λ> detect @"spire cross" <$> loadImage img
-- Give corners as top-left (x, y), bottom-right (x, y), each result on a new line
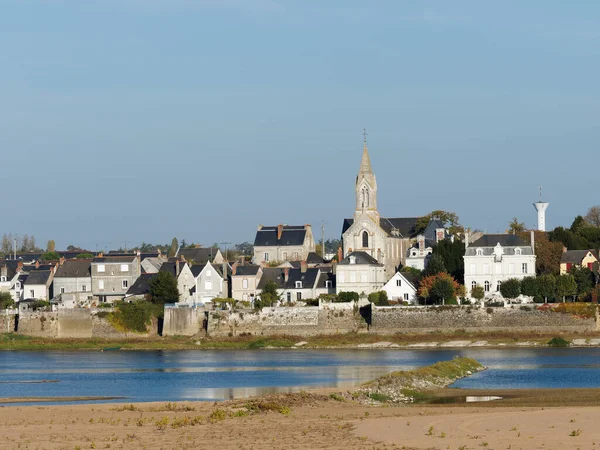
top-left (363, 128), bottom-right (368, 145)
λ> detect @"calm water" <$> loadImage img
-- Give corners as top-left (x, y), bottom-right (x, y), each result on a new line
top-left (1, 348), bottom-right (600, 404)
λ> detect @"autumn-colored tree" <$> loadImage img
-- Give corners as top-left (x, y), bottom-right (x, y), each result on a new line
top-left (471, 284), bottom-right (485, 302)
top-left (507, 218), bottom-right (526, 235)
top-left (418, 272), bottom-right (463, 305)
top-left (532, 231), bottom-right (563, 275)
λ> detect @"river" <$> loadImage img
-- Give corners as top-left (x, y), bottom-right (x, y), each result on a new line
top-left (1, 348), bottom-right (599, 404)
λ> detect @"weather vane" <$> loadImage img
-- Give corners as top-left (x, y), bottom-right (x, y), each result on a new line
top-left (539, 185), bottom-right (543, 201)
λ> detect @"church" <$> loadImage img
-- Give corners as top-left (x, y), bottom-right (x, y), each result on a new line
top-left (341, 141), bottom-right (419, 278)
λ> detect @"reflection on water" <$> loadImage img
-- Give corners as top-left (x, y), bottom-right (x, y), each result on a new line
top-left (1, 348), bottom-right (600, 404)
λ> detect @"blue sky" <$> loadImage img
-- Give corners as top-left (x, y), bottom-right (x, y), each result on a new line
top-left (1, 1), bottom-right (599, 251)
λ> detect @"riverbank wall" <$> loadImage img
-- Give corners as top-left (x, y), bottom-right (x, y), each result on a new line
top-left (16, 309), bottom-right (156, 338)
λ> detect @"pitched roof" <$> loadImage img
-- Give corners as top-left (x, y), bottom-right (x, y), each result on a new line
top-left (126, 273), bottom-right (156, 296)
top-left (54, 260), bottom-right (92, 278)
top-left (254, 225), bottom-right (307, 247)
top-left (178, 248), bottom-right (220, 264)
top-left (159, 261), bottom-right (188, 278)
top-left (342, 217), bottom-right (419, 238)
top-left (1, 261), bottom-right (20, 279)
top-left (233, 265), bottom-right (261, 276)
top-left (561, 250), bottom-right (599, 264)
top-left (469, 234), bottom-right (528, 248)
top-left (24, 270), bottom-right (52, 285)
top-left (93, 256), bottom-right (137, 263)
top-left (338, 251), bottom-right (382, 266)
top-left (306, 252), bottom-right (325, 264)
top-left (257, 267), bottom-right (320, 290)
top-left (316, 271), bottom-right (336, 289)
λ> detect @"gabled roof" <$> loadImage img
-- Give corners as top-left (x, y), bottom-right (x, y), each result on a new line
top-left (93, 256), bottom-right (137, 263)
top-left (306, 252), bottom-right (326, 264)
top-left (316, 271), bottom-right (336, 289)
top-left (126, 273), bottom-right (156, 297)
top-left (342, 217), bottom-right (419, 238)
top-left (561, 250), bottom-right (599, 264)
top-left (338, 251), bottom-right (382, 266)
top-left (159, 261), bottom-right (189, 278)
top-left (108, 251), bottom-right (160, 259)
top-left (254, 225), bottom-right (307, 247)
top-left (257, 267), bottom-right (320, 290)
top-left (469, 234), bottom-right (528, 248)
top-left (178, 248), bottom-right (220, 264)
top-left (54, 260), bottom-right (92, 278)
top-left (233, 265), bottom-right (261, 276)
top-left (1, 261), bottom-right (20, 279)
top-left (24, 270), bottom-right (52, 285)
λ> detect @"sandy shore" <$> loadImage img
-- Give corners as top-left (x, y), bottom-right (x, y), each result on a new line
top-left (1, 389), bottom-right (600, 449)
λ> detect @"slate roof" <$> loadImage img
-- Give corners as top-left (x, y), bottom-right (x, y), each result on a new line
top-left (190, 264), bottom-right (206, 278)
top-left (257, 267), bottom-right (320, 290)
top-left (338, 251), bottom-right (382, 266)
top-left (159, 261), bottom-right (188, 278)
top-left (178, 248), bottom-right (219, 264)
top-left (233, 265), bottom-right (261, 276)
top-left (1, 261), bottom-right (20, 279)
top-left (24, 270), bottom-right (52, 285)
top-left (108, 251), bottom-right (160, 259)
top-left (254, 225), bottom-right (307, 247)
top-left (306, 252), bottom-right (326, 264)
top-left (126, 274), bottom-right (156, 297)
top-left (342, 217), bottom-right (419, 238)
top-left (93, 256), bottom-right (137, 263)
top-left (316, 271), bottom-right (336, 289)
top-left (561, 250), bottom-right (599, 264)
top-left (54, 260), bottom-right (92, 278)
top-left (469, 234), bottom-right (528, 248)
top-left (399, 272), bottom-right (419, 289)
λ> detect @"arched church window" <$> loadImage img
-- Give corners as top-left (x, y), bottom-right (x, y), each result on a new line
top-left (362, 231), bottom-right (369, 248)
top-left (361, 186), bottom-right (369, 208)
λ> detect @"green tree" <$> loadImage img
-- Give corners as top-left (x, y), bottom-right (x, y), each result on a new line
top-left (430, 277), bottom-right (456, 305)
top-left (235, 242), bottom-right (253, 256)
top-left (520, 276), bottom-right (539, 298)
top-left (255, 281), bottom-right (280, 309)
top-left (368, 290), bottom-right (389, 306)
top-left (75, 252), bottom-right (94, 259)
top-left (0, 292), bottom-right (14, 309)
top-left (507, 217), bottom-right (526, 235)
top-left (471, 284), bottom-right (485, 302)
top-left (46, 240), bottom-right (56, 252)
top-left (415, 210), bottom-right (463, 236)
top-left (434, 239), bottom-right (465, 283)
top-left (40, 251), bottom-right (60, 261)
top-left (556, 274), bottom-right (577, 302)
top-left (500, 278), bottom-right (521, 303)
top-left (148, 271), bottom-right (180, 305)
top-left (571, 215), bottom-right (587, 234)
top-left (537, 274), bottom-right (556, 303)
top-left (569, 266), bottom-right (595, 299)
top-left (423, 253), bottom-right (447, 277)
top-left (324, 238), bottom-right (342, 254)
top-left (167, 237), bottom-right (179, 258)
top-left (400, 265), bottom-right (422, 277)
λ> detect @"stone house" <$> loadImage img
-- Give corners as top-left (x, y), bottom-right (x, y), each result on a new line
top-left (382, 272), bottom-right (418, 304)
top-left (231, 265), bottom-right (263, 302)
top-left (53, 260), bottom-right (93, 304)
top-left (256, 264), bottom-right (321, 303)
top-left (335, 251), bottom-right (385, 296)
top-left (341, 144), bottom-right (418, 279)
top-left (464, 233), bottom-right (536, 298)
top-left (190, 263), bottom-right (231, 305)
top-left (253, 224), bottom-right (315, 265)
top-left (91, 255), bottom-right (141, 303)
top-left (159, 260), bottom-right (195, 303)
top-left (23, 269), bottom-right (54, 300)
top-left (560, 250), bottom-right (599, 274)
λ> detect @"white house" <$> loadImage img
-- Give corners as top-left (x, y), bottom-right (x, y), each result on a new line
top-left (405, 218), bottom-right (451, 270)
top-left (23, 270), bottom-right (54, 300)
top-left (190, 262), bottom-right (231, 305)
top-left (464, 233), bottom-right (536, 298)
top-left (335, 251), bottom-right (385, 296)
top-left (382, 272), bottom-right (418, 304)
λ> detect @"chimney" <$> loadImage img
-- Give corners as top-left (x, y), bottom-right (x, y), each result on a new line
top-left (35, 261), bottom-right (40, 269)
top-left (337, 246), bottom-right (343, 263)
top-left (60, 256), bottom-right (65, 265)
top-left (232, 262), bottom-right (238, 276)
top-left (257, 224), bottom-right (263, 231)
top-left (530, 230), bottom-right (535, 253)
top-left (17, 261), bottom-right (23, 272)
top-left (175, 259), bottom-right (180, 277)
top-left (277, 224), bottom-right (284, 240)
top-left (284, 267), bottom-right (289, 283)
top-left (136, 250), bottom-right (141, 275)
top-left (301, 261), bottom-right (307, 273)
top-left (418, 235), bottom-right (425, 251)
top-left (465, 230), bottom-right (470, 247)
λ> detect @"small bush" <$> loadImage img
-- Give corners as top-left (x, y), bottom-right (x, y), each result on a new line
top-left (368, 393), bottom-right (391, 402)
top-left (548, 337), bottom-right (570, 348)
top-left (108, 301), bottom-right (161, 333)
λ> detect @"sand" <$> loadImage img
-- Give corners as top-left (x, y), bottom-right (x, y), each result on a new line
top-left (1, 390), bottom-right (600, 449)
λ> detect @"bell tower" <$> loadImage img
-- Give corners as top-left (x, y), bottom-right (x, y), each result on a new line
top-left (354, 130), bottom-right (379, 224)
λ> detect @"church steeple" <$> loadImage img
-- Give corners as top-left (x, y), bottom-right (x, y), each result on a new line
top-left (354, 131), bottom-right (379, 223)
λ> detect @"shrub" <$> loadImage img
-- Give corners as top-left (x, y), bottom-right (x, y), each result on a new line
top-left (548, 337), bottom-right (570, 347)
top-left (336, 291), bottom-right (359, 303)
top-left (0, 292), bottom-right (14, 309)
top-left (108, 301), bottom-right (161, 333)
top-left (368, 291), bottom-right (389, 306)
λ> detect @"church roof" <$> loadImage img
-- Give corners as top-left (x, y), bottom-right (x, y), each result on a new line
top-left (358, 144), bottom-right (373, 174)
top-left (342, 217), bottom-right (419, 238)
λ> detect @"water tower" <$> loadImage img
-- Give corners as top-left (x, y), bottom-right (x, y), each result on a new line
top-left (533, 186), bottom-right (549, 231)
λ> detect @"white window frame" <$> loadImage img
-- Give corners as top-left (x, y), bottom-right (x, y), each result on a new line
top-left (325, 280), bottom-right (332, 288)
top-left (295, 281), bottom-right (302, 289)
top-left (522, 263), bottom-right (528, 274)
top-left (97, 264), bottom-right (105, 273)
top-left (484, 281), bottom-right (490, 292)
top-left (82, 285), bottom-right (87, 292)
top-left (99, 280), bottom-right (104, 290)
top-left (403, 293), bottom-right (409, 301)
top-left (264, 253), bottom-right (269, 262)
top-left (30, 289), bottom-right (35, 298)
top-left (120, 264), bottom-right (129, 272)
top-left (122, 279), bottom-right (128, 289)
top-left (296, 292), bottom-right (302, 301)
top-left (476, 249), bottom-right (483, 256)
top-left (396, 279), bottom-right (401, 287)
top-left (242, 278), bottom-right (248, 289)
top-left (0, 276), bottom-right (6, 282)
top-left (60, 287), bottom-right (65, 294)
top-left (205, 280), bottom-right (213, 290)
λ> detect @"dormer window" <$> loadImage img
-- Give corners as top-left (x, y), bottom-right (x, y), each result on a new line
top-left (476, 249), bottom-right (483, 256)
top-left (349, 255), bottom-right (356, 265)
top-left (295, 281), bottom-right (302, 289)
top-left (15, 282), bottom-right (20, 289)
top-left (0, 276), bottom-right (6, 282)
top-left (325, 280), bottom-right (332, 288)
top-left (515, 248), bottom-right (522, 255)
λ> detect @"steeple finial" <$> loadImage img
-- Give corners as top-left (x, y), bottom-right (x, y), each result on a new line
top-left (363, 128), bottom-right (368, 146)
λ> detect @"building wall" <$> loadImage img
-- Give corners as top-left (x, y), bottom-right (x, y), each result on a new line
top-left (91, 260), bottom-right (141, 301)
top-left (193, 265), bottom-right (226, 304)
top-left (53, 276), bottom-right (92, 297)
top-left (176, 265), bottom-right (196, 303)
top-left (336, 263), bottom-right (385, 296)
top-left (23, 283), bottom-right (50, 300)
top-left (231, 273), bottom-right (261, 301)
top-left (560, 253), bottom-right (598, 274)
top-left (382, 273), bottom-right (417, 303)
top-left (464, 253), bottom-right (536, 297)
